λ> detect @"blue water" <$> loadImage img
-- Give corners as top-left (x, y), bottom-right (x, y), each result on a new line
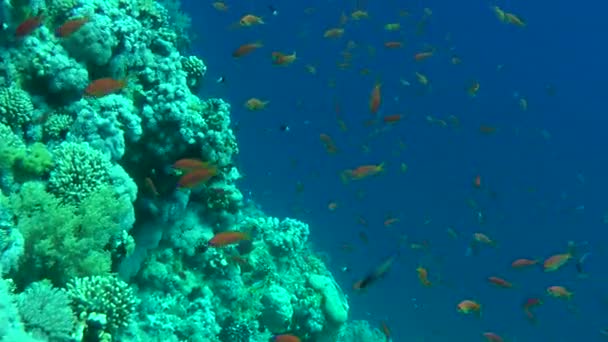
top-left (184, 0), bottom-right (608, 340)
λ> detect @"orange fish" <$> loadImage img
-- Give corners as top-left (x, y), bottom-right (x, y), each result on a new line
top-left (473, 232), bottom-right (495, 246)
top-left (511, 258), bottom-right (539, 269)
top-left (212, 1), bottom-right (229, 11)
top-left (341, 163), bottom-right (384, 182)
top-left (543, 253), bottom-right (572, 272)
top-left (232, 42), bottom-right (263, 57)
top-left (505, 12), bottom-right (526, 27)
top-left (468, 81), bottom-right (480, 97)
top-left (369, 83), bottom-right (381, 114)
top-left (177, 165), bottom-right (218, 188)
top-left (416, 266), bottom-right (432, 286)
top-left (15, 15), bottom-right (43, 37)
top-left (272, 334), bottom-right (300, 342)
top-left (244, 98), bottom-right (269, 111)
top-left (85, 78), bottom-right (126, 97)
top-left (239, 14), bottom-right (264, 26)
top-left (473, 175), bottom-right (482, 188)
top-left (482, 332), bottom-right (504, 342)
top-left (547, 285), bottom-right (573, 299)
top-left (173, 158), bottom-right (210, 172)
top-left (324, 28), bottom-right (345, 38)
top-left (56, 17), bottom-right (90, 37)
top-left (383, 217), bottom-right (399, 227)
top-left (380, 321), bottom-right (391, 340)
top-left (144, 177), bottom-right (159, 197)
top-left (384, 41), bottom-right (403, 49)
top-left (271, 51), bottom-right (297, 65)
top-left (457, 300), bottom-right (481, 315)
top-left (479, 125), bottom-right (497, 134)
top-left (208, 231), bottom-right (250, 247)
top-left (327, 201), bottom-right (338, 211)
top-left (522, 297), bottom-right (542, 323)
top-left (414, 51), bottom-right (433, 61)
top-left (319, 133), bottom-right (338, 154)
top-left (487, 276), bottom-right (513, 288)
top-left (383, 114), bottom-right (402, 124)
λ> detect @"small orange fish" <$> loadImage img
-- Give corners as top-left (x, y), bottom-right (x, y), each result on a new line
top-left (244, 98), bottom-right (269, 111)
top-left (482, 332), bottom-right (504, 342)
top-left (487, 276), bottom-right (513, 288)
top-left (384, 41), bottom-right (403, 49)
top-left (232, 42), bottom-right (263, 57)
top-left (178, 166), bottom-right (218, 188)
top-left (173, 158), bottom-right (209, 172)
top-left (468, 81), bottom-right (480, 97)
top-left (212, 1), bottom-right (229, 11)
top-left (239, 14), bottom-right (264, 26)
top-left (543, 253), bottom-right (572, 272)
top-left (271, 51), bottom-right (297, 65)
top-left (144, 177), bottom-right (159, 197)
top-left (547, 285), bottom-right (573, 299)
top-left (380, 321), bottom-right (391, 340)
top-left (209, 231), bottom-right (250, 247)
top-left (56, 17), bottom-right (90, 37)
top-left (505, 12), bottom-right (526, 27)
top-left (511, 258), bottom-right (539, 269)
top-left (473, 232), bottom-right (495, 246)
top-left (85, 78), bottom-right (126, 97)
top-left (15, 15), bottom-right (43, 37)
top-left (383, 217), bottom-right (399, 227)
top-left (416, 266), bottom-right (432, 286)
top-left (323, 28), bottom-right (345, 38)
top-left (383, 114), bottom-right (402, 124)
top-left (457, 300), bottom-right (481, 315)
top-left (522, 297), bottom-right (542, 323)
top-left (369, 83), bottom-right (381, 114)
top-left (479, 125), bottom-right (497, 134)
top-left (414, 51), bottom-right (433, 61)
top-left (319, 133), bottom-right (338, 154)
top-left (272, 334), bottom-right (300, 342)
top-left (327, 201), bottom-right (338, 211)
top-left (473, 175), bottom-right (482, 188)
top-left (350, 10), bottom-right (369, 20)
top-left (341, 163), bottom-right (384, 182)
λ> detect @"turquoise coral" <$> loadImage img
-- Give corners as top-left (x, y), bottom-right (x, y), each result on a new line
top-left (48, 141), bottom-right (112, 203)
top-left (0, 86), bottom-right (33, 126)
top-left (67, 275), bottom-right (139, 335)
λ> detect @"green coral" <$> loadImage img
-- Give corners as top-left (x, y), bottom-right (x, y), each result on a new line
top-left (15, 143), bottom-right (53, 176)
top-left (67, 275), bottom-right (139, 334)
top-left (48, 142), bottom-right (111, 203)
top-left (0, 86), bottom-right (33, 126)
top-left (10, 182), bottom-right (132, 285)
top-left (43, 113), bottom-right (73, 140)
top-left (181, 56), bottom-right (206, 90)
top-left (0, 123), bottom-right (25, 170)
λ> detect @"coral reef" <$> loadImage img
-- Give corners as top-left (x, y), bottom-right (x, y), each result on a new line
top-left (0, 0), bottom-right (383, 340)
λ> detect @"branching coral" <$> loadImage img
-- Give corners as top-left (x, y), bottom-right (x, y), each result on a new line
top-left (48, 141), bottom-right (112, 203)
top-left (67, 275), bottom-right (139, 334)
top-left (0, 86), bottom-right (33, 126)
top-left (16, 281), bottom-right (74, 341)
top-left (10, 182), bottom-right (133, 284)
